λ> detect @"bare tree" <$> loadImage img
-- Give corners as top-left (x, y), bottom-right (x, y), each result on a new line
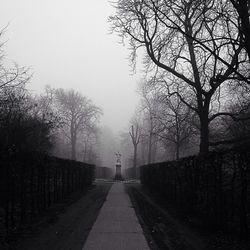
top-left (0, 28), bottom-right (30, 90)
top-left (80, 125), bottom-right (99, 164)
top-left (129, 122), bottom-right (141, 178)
top-left (138, 79), bottom-right (196, 160)
top-left (209, 86), bottom-right (250, 147)
top-left (31, 86), bottom-right (61, 133)
top-left (55, 89), bottom-right (102, 160)
top-left (138, 80), bottom-right (160, 163)
top-left (0, 64), bottom-right (30, 90)
top-left (110, 0), bottom-right (250, 155)
top-left (155, 93), bottom-right (196, 159)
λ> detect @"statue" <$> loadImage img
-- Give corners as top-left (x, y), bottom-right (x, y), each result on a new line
top-left (115, 152), bottom-right (121, 164)
top-left (114, 151), bottom-right (123, 180)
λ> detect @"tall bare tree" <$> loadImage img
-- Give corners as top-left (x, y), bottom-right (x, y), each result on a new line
top-left (55, 89), bottom-right (102, 160)
top-left (110, 0), bottom-right (250, 155)
top-left (129, 123), bottom-right (141, 178)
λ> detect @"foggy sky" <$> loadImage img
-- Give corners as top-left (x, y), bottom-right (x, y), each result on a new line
top-left (0, 0), bottom-right (142, 133)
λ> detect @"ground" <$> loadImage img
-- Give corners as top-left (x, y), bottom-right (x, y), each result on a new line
top-left (8, 180), bottom-right (248, 250)
top-left (125, 183), bottom-right (248, 250)
top-left (126, 183), bottom-right (206, 250)
top-left (10, 181), bottom-right (112, 250)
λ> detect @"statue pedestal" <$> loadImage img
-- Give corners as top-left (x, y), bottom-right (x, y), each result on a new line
top-left (114, 164), bottom-right (123, 180)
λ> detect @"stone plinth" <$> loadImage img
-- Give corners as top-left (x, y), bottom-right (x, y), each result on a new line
top-left (114, 164), bottom-right (123, 180)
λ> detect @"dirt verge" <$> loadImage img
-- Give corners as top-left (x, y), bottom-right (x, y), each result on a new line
top-left (126, 183), bottom-right (248, 250)
top-left (126, 183), bottom-right (207, 250)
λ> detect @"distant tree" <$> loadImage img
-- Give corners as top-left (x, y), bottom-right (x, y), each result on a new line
top-left (138, 79), bottom-right (196, 160)
top-left (80, 125), bottom-right (99, 164)
top-left (138, 80), bottom-right (160, 163)
top-left (209, 88), bottom-right (250, 148)
top-left (119, 130), bottom-right (134, 169)
top-left (31, 86), bottom-right (61, 131)
top-left (54, 89), bottom-right (102, 160)
top-left (155, 93), bottom-right (196, 160)
top-left (129, 120), bottom-right (141, 178)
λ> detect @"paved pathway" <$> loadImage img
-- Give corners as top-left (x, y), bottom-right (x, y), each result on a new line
top-left (82, 182), bottom-right (150, 250)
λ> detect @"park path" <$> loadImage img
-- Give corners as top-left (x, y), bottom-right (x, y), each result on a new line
top-left (82, 182), bottom-right (150, 250)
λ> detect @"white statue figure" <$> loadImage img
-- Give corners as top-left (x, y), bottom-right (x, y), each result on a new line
top-left (115, 152), bottom-right (121, 164)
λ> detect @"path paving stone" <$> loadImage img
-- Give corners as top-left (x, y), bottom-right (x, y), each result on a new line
top-left (82, 182), bottom-right (150, 250)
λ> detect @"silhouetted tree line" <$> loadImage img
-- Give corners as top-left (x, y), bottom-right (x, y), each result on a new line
top-left (140, 148), bottom-right (250, 242)
top-left (0, 87), bottom-right (55, 155)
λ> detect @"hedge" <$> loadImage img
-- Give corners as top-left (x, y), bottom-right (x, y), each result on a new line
top-left (140, 149), bottom-right (250, 241)
top-left (0, 152), bottom-right (95, 233)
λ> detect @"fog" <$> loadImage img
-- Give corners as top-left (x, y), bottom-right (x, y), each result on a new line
top-left (0, 0), bottom-right (142, 134)
top-left (0, 2), bottom-right (249, 248)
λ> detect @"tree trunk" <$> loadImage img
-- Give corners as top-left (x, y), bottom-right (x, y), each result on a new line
top-left (151, 139), bottom-right (157, 162)
top-left (71, 136), bottom-right (76, 160)
top-left (237, 1), bottom-right (250, 59)
top-left (70, 120), bottom-right (77, 161)
top-left (133, 145), bottom-right (137, 179)
top-left (148, 131), bottom-right (152, 164)
top-left (176, 115), bottom-right (180, 160)
top-left (148, 116), bottom-right (153, 164)
top-left (141, 140), bottom-right (147, 165)
top-left (176, 143), bottom-right (180, 160)
top-left (199, 112), bottom-right (209, 155)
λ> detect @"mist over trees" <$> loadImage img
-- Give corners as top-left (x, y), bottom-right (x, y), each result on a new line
top-left (0, 31), bottom-right (103, 164)
top-left (53, 88), bottom-right (102, 161)
top-left (1, 0), bottom-right (250, 168)
top-left (0, 84), bottom-right (103, 164)
top-left (97, 126), bottom-right (118, 168)
top-left (110, 0), bottom-right (250, 159)
top-left (33, 87), bottom-right (102, 163)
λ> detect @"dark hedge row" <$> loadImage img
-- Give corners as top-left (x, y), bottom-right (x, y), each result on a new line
top-left (140, 149), bottom-right (250, 241)
top-left (0, 152), bottom-right (95, 232)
